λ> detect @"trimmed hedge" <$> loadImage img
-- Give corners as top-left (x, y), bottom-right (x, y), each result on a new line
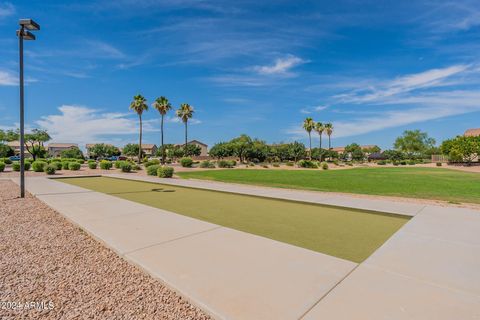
top-left (297, 160), bottom-right (318, 168)
top-left (0, 162), bottom-right (5, 172)
top-left (2, 158), bottom-right (12, 165)
top-left (121, 162), bottom-right (132, 172)
top-left (157, 166), bottom-right (174, 178)
top-left (147, 164), bottom-right (160, 176)
top-left (114, 160), bottom-right (125, 169)
top-left (218, 160), bottom-right (235, 168)
top-left (61, 161), bottom-right (70, 170)
top-left (88, 162), bottom-right (97, 169)
top-left (321, 162), bottom-right (329, 170)
top-left (68, 162), bottom-right (81, 170)
top-left (145, 159), bottom-right (161, 167)
top-left (100, 160), bottom-right (112, 170)
top-left (199, 160), bottom-right (216, 168)
top-left (12, 162), bottom-right (31, 171)
top-left (32, 161), bottom-right (47, 172)
top-left (180, 157), bottom-right (193, 168)
top-left (44, 164), bottom-right (56, 175)
top-left (52, 161), bottom-right (63, 170)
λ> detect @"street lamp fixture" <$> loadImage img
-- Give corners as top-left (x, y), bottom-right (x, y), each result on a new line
top-left (17, 18), bottom-right (40, 198)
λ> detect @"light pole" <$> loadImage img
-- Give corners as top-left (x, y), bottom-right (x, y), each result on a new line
top-left (17, 19), bottom-right (40, 198)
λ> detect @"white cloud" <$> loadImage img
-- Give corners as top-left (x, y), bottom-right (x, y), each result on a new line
top-left (0, 70), bottom-right (16, 86)
top-left (336, 64), bottom-right (469, 103)
top-left (0, 2), bottom-right (14, 20)
top-left (36, 105), bottom-right (159, 144)
top-left (300, 105), bottom-right (328, 114)
top-left (254, 55), bottom-right (305, 75)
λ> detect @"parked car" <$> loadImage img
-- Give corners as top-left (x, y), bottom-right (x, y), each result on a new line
top-left (106, 156), bottom-right (119, 161)
top-left (9, 155), bottom-right (20, 161)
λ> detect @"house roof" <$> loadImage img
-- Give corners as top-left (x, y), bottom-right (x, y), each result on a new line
top-left (48, 143), bottom-right (78, 148)
top-left (174, 140), bottom-right (208, 147)
top-left (141, 144), bottom-right (157, 149)
top-left (7, 141), bottom-right (41, 147)
top-left (331, 145), bottom-right (379, 153)
top-left (464, 128), bottom-right (480, 137)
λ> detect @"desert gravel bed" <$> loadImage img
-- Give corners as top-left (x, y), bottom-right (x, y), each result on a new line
top-left (0, 180), bottom-right (211, 320)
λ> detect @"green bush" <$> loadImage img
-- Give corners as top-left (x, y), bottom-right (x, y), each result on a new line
top-left (100, 160), bottom-right (112, 170)
top-left (121, 162), bottom-right (132, 172)
top-left (199, 160), bottom-right (216, 168)
top-left (76, 159), bottom-right (85, 164)
top-left (12, 162), bottom-right (20, 171)
top-left (0, 162), bottom-right (5, 172)
top-left (180, 157), bottom-right (193, 167)
top-left (407, 160), bottom-right (416, 165)
top-left (400, 160), bottom-right (407, 165)
top-left (88, 162), bottom-right (97, 169)
top-left (147, 164), bottom-right (160, 176)
top-left (157, 166), bottom-right (174, 178)
top-left (218, 160), bottom-right (233, 168)
top-left (61, 161), bottom-right (70, 170)
top-left (321, 162), bottom-right (329, 170)
top-left (52, 161), bottom-right (63, 170)
top-left (2, 158), bottom-right (12, 165)
top-left (32, 161), bottom-right (47, 172)
top-left (51, 158), bottom-right (61, 162)
top-left (285, 161), bottom-right (294, 166)
top-left (145, 159), bottom-right (161, 167)
top-left (377, 160), bottom-right (387, 165)
top-left (44, 164), bottom-right (56, 175)
top-left (114, 160), bottom-right (125, 169)
top-left (229, 160), bottom-right (237, 166)
top-left (262, 164), bottom-right (269, 168)
top-left (436, 162), bottom-right (442, 167)
top-left (68, 162), bottom-right (81, 170)
top-left (273, 163), bottom-right (280, 167)
top-left (297, 160), bottom-right (318, 168)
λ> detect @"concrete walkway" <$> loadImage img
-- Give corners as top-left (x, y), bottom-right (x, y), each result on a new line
top-left (14, 175), bottom-right (480, 319)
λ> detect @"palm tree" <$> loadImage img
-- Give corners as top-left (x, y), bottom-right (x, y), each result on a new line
top-left (303, 117), bottom-right (315, 160)
top-left (152, 96), bottom-right (172, 164)
top-left (176, 103), bottom-right (194, 156)
top-left (129, 94), bottom-right (148, 163)
top-left (314, 122), bottom-right (325, 160)
top-left (325, 123), bottom-right (333, 149)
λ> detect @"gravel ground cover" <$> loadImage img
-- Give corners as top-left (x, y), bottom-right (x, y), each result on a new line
top-left (0, 180), bottom-right (211, 320)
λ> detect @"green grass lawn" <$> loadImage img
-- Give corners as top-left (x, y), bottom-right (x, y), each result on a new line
top-left (177, 167), bottom-right (480, 204)
top-left (59, 176), bottom-right (409, 263)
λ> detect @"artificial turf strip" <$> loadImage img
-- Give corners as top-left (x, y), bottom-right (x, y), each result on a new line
top-left (177, 167), bottom-right (480, 204)
top-left (59, 176), bottom-right (409, 263)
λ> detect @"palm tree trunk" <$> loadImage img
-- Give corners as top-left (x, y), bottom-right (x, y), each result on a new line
top-left (319, 133), bottom-right (322, 161)
top-left (138, 115), bottom-right (142, 164)
top-left (161, 114), bottom-right (165, 164)
top-left (328, 134), bottom-right (331, 149)
top-left (184, 121), bottom-right (188, 157)
top-left (308, 132), bottom-right (312, 160)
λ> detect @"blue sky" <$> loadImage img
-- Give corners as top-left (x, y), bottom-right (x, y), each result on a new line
top-left (1, 0), bottom-right (479, 150)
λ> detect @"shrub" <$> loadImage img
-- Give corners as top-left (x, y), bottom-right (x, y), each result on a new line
top-left (0, 162), bottom-right (5, 172)
top-left (180, 157), bottom-right (193, 167)
top-left (407, 160), bottom-right (416, 165)
top-left (147, 164), bottom-right (160, 176)
top-left (297, 160), bottom-right (318, 168)
top-left (100, 160), bottom-right (112, 170)
top-left (114, 160), bottom-right (125, 169)
top-left (218, 160), bottom-right (234, 168)
top-left (88, 162), bottom-right (97, 169)
top-left (44, 164), bottom-right (56, 175)
top-left (262, 164), bottom-right (269, 168)
top-left (157, 166), bottom-right (174, 178)
top-left (321, 162), bottom-right (329, 170)
top-left (51, 158), bottom-right (61, 162)
top-left (377, 160), bottom-right (387, 165)
top-left (393, 161), bottom-right (400, 166)
top-left (145, 159), bottom-right (160, 167)
top-left (68, 162), bottom-right (81, 170)
top-left (229, 160), bottom-right (237, 166)
top-left (76, 159), bottom-right (85, 164)
top-left (12, 162), bottom-right (20, 171)
top-left (52, 161), bottom-right (63, 170)
top-left (273, 163), bottom-right (280, 167)
top-left (133, 164), bottom-right (142, 171)
top-left (285, 161), bottom-right (294, 167)
top-left (400, 160), bottom-right (407, 165)
top-left (32, 161), bottom-right (47, 172)
top-left (121, 162), bottom-right (132, 172)
top-left (436, 162), bottom-right (442, 167)
top-left (200, 160), bottom-right (216, 168)
top-left (61, 161), bottom-right (70, 170)
top-left (2, 158), bottom-right (12, 165)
